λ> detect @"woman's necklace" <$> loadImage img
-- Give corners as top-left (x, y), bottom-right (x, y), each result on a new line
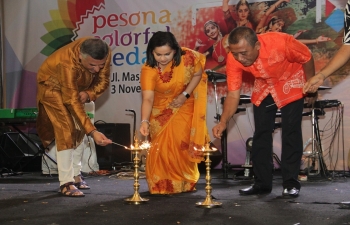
top-left (157, 61), bottom-right (174, 83)
top-left (213, 37), bottom-right (224, 63)
top-left (239, 19), bottom-right (249, 27)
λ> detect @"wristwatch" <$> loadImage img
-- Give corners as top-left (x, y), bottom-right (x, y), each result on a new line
top-left (182, 91), bottom-right (190, 99)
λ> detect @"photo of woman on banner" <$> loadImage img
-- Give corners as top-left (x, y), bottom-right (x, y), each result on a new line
top-left (193, 0), bottom-right (332, 78)
top-left (139, 31), bottom-right (210, 195)
top-left (194, 20), bottom-right (228, 67)
top-left (255, 0), bottom-right (290, 33)
top-left (255, 0), bottom-right (332, 45)
top-left (222, 0), bottom-right (254, 31)
top-left (194, 0), bottom-right (254, 72)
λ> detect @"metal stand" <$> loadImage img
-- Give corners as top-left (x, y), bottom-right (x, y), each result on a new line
top-left (241, 137), bottom-right (253, 178)
top-left (207, 71), bottom-right (230, 178)
top-left (304, 108), bottom-right (329, 177)
top-left (124, 138), bottom-right (149, 204)
top-left (0, 119), bottom-right (56, 171)
top-left (240, 111), bottom-right (283, 179)
top-left (302, 98), bottom-right (342, 178)
top-left (207, 71), bottom-right (251, 179)
top-left (196, 143), bottom-right (222, 208)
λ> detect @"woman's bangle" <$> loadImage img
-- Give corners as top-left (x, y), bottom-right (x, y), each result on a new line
top-left (141, 119), bottom-right (150, 124)
top-left (319, 72), bottom-right (326, 80)
top-left (89, 130), bottom-right (98, 138)
top-left (223, 9), bottom-right (230, 14)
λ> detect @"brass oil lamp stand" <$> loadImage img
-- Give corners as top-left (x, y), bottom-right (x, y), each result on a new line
top-left (124, 135), bottom-right (149, 204)
top-left (196, 143), bottom-right (222, 208)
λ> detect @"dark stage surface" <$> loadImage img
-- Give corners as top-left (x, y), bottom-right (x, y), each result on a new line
top-left (0, 169), bottom-right (350, 225)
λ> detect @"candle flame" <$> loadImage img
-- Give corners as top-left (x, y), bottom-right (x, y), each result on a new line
top-left (140, 141), bottom-right (151, 149)
top-left (194, 145), bottom-right (218, 152)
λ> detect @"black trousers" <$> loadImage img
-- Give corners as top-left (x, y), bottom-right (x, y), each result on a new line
top-left (252, 94), bottom-right (304, 190)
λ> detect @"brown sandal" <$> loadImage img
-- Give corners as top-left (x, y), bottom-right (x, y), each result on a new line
top-left (59, 182), bottom-right (85, 197)
top-left (74, 174), bottom-right (90, 190)
top-left (74, 180), bottom-right (90, 190)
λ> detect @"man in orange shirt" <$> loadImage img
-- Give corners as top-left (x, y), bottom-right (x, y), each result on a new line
top-left (212, 27), bottom-right (315, 197)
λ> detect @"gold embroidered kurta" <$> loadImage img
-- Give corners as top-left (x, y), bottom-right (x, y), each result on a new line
top-left (141, 47), bottom-right (209, 194)
top-left (36, 38), bottom-right (111, 151)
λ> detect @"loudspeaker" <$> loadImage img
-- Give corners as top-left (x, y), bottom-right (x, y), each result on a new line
top-left (95, 123), bottom-right (131, 169)
top-left (0, 132), bottom-right (41, 170)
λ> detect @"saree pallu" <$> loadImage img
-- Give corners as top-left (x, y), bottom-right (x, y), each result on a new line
top-left (141, 48), bottom-right (209, 194)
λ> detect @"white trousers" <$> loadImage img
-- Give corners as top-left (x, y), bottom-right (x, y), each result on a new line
top-left (42, 135), bottom-right (99, 186)
top-left (56, 147), bottom-right (74, 186)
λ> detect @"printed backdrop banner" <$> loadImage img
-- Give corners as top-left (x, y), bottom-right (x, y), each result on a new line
top-left (3, 0), bottom-right (350, 170)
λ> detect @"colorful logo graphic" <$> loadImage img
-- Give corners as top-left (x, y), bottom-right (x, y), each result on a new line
top-left (40, 0), bottom-right (105, 56)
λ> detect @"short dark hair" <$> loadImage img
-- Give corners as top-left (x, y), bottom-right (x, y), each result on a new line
top-left (80, 38), bottom-right (109, 60)
top-left (228, 26), bottom-right (258, 47)
top-left (145, 31), bottom-right (183, 67)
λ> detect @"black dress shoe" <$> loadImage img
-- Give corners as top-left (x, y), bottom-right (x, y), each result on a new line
top-left (282, 187), bottom-right (300, 197)
top-left (239, 185), bottom-right (272, 195)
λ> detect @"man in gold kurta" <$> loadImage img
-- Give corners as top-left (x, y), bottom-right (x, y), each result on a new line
top-left (36, 38), bottom-right (112, 197)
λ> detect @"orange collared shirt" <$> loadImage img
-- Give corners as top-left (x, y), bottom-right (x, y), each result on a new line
top-left (226, 32), bottom-right (312, 108)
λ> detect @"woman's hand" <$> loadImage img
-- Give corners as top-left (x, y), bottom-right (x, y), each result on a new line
top-left (139, 122), bottom-right (150, 136)
top-left (194, 39), bottom-right (206, 49)
top-left (169, 94), bottom-right (187, 108)
top-left (316, 35), bottom-right (331, 43)
top-left (294, 29), bottom-right (307, 38)
top-left (303, 73), bottom-right (325, 94)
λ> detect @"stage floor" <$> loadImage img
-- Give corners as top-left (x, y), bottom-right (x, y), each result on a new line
top-left (0, 169), bottom-right (349, 225)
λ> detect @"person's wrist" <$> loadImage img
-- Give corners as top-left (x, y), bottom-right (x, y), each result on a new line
top-left (85, 91), bottom-right (90, 103)
top-left (89, 130), bottom-right (98, 138)
top-left (318, 72), bottom-right (326, 80)
top-left (182, 91), bottom-right (190, 99)
top-left (141, 119), bottom-right (150, 125)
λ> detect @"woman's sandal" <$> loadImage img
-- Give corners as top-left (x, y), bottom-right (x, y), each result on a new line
top-left (74, 174), bottom-right (90, 190)
top-left (59, 182), bottom-right (85, 197)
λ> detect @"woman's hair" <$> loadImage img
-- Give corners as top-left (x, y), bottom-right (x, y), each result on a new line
top-left (267, 16), bottom-right (285, 31)
top-left (228, 26), bottom-right (258, 47)
top-left (203, 20), bottom-right (220, 37)
top-left (145, 31), bottom-right (183, 67)
top-left (235, 0), bottom-right (250, 12)
top-left (80, 38), bottom-right (109, 60)
top-left (235, 0), bottom-right (253, 27)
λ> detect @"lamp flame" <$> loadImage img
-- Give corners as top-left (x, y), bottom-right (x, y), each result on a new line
top-left (140, 141), bottom-right (151, 149)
